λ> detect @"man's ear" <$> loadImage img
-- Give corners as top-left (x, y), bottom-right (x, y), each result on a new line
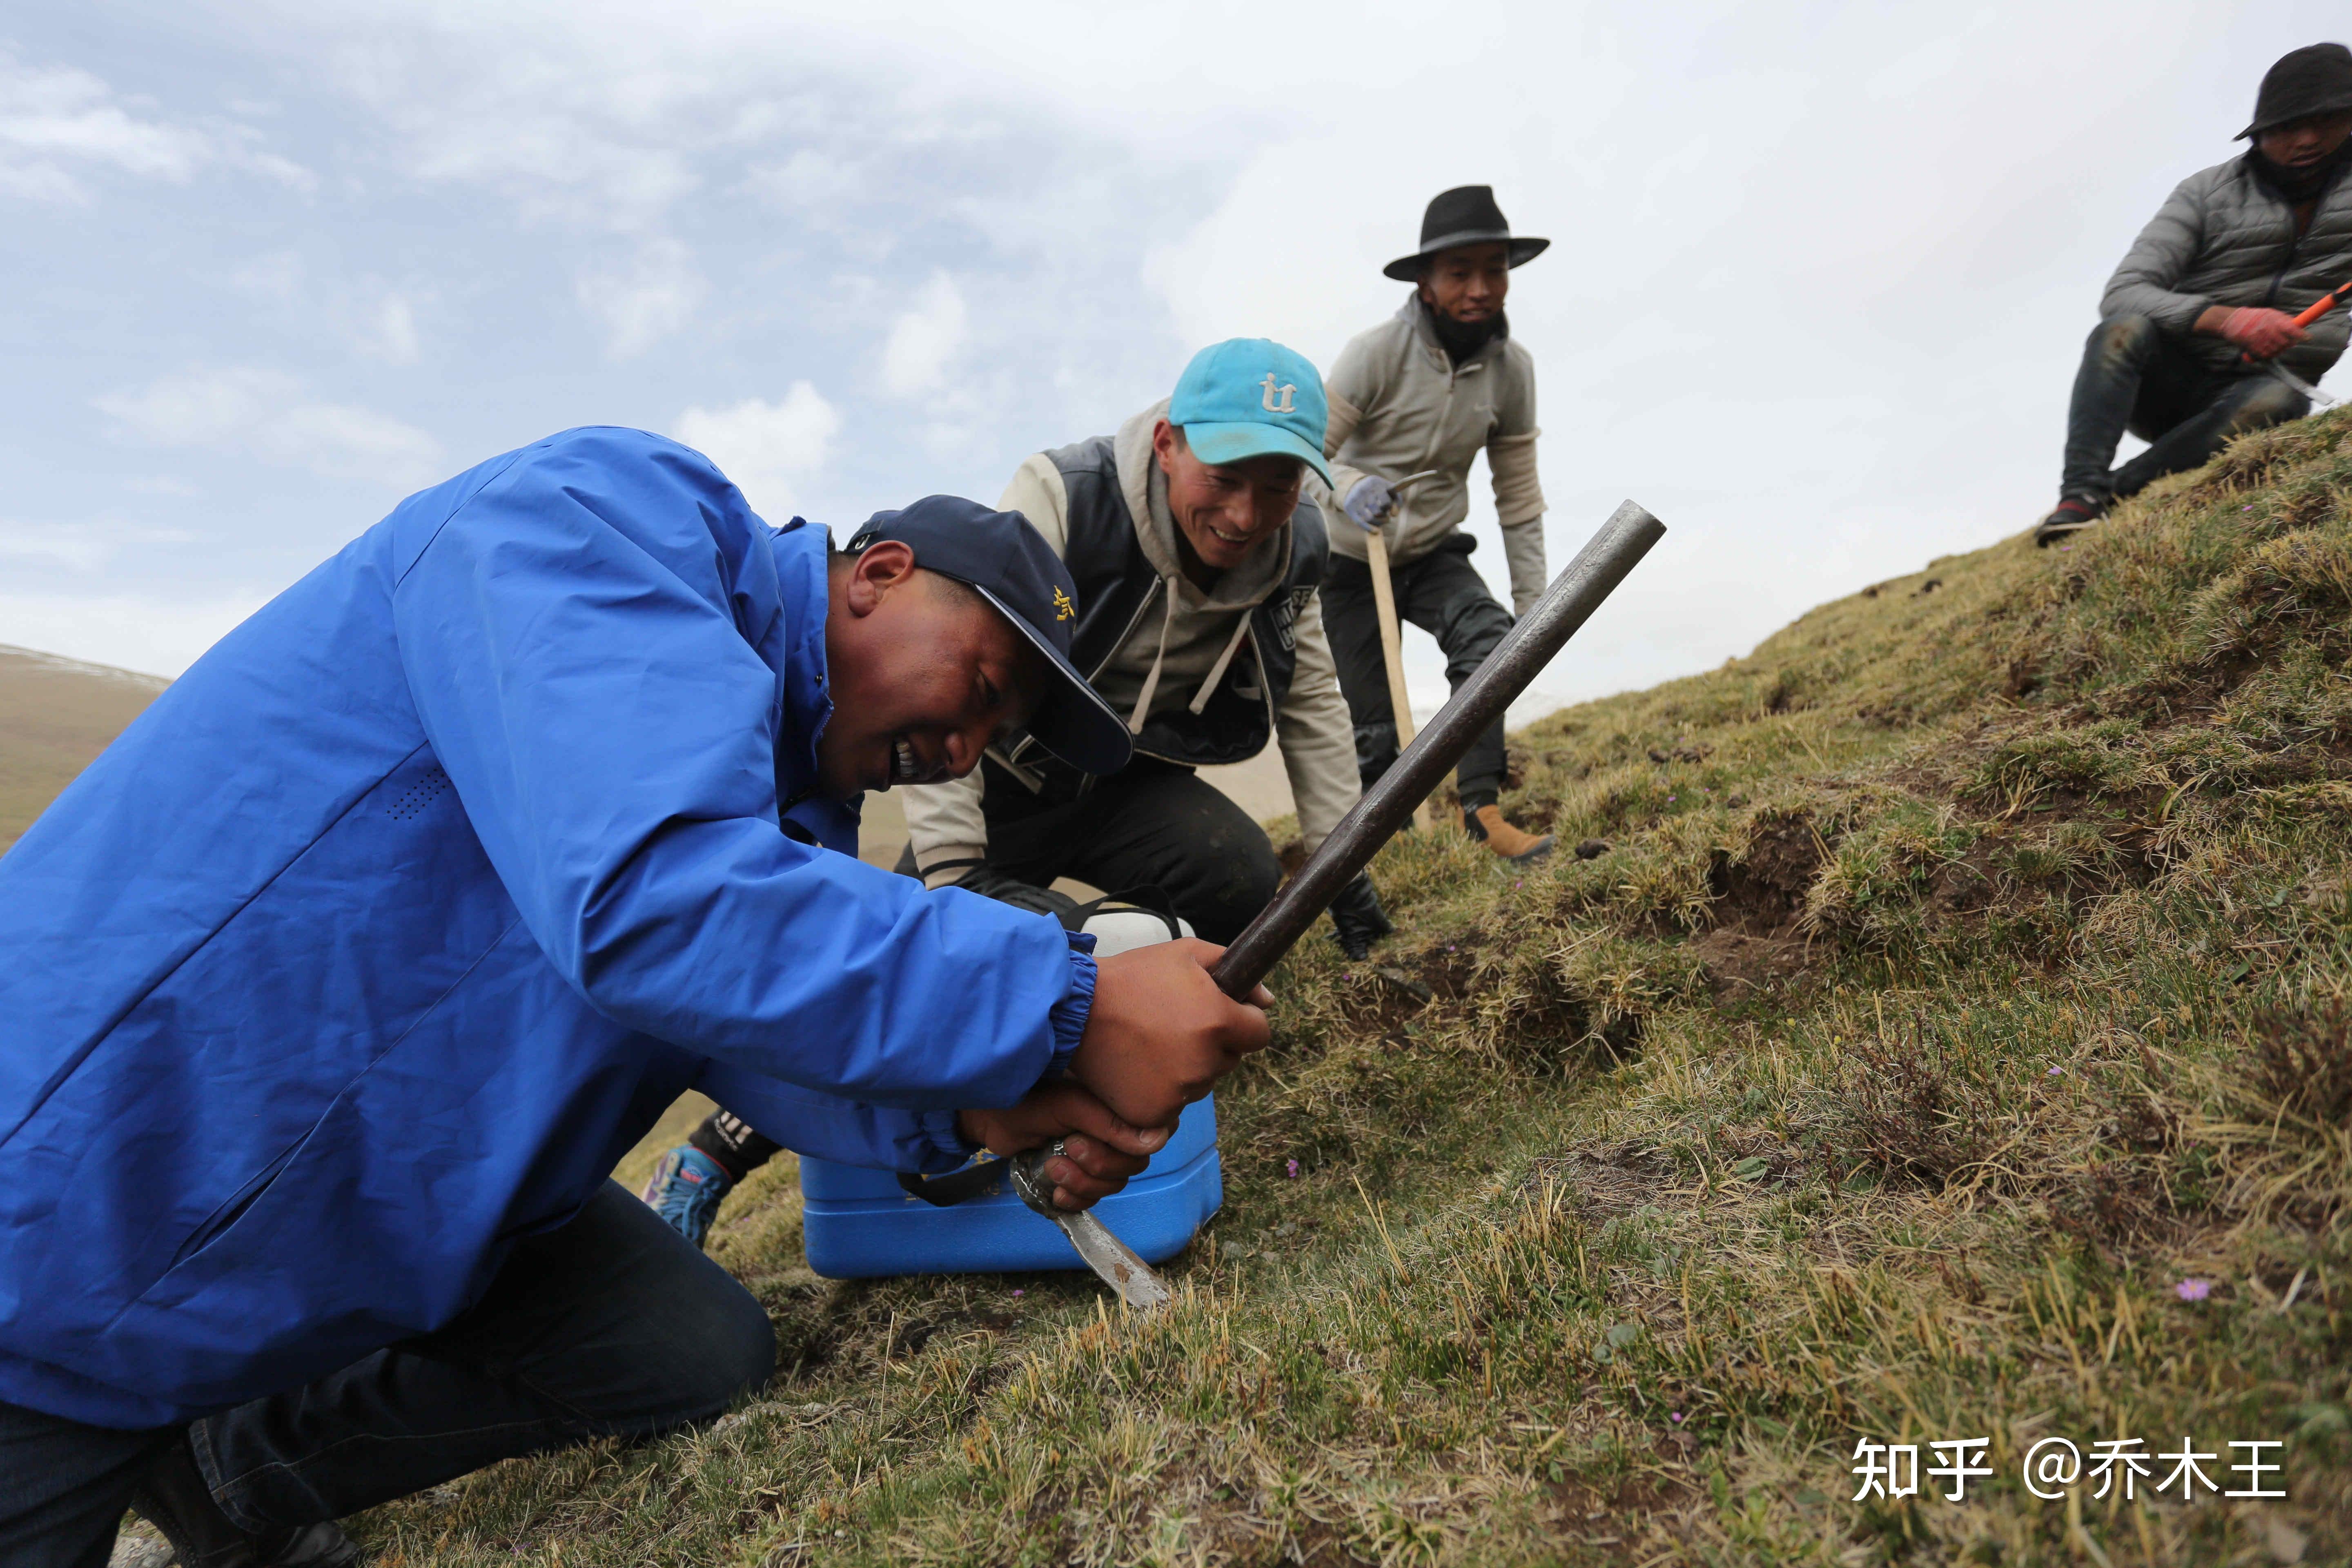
top-left (1152, 417), bottom-right (1180, 479)
top-left (843, 540), bottom-right (918, 618)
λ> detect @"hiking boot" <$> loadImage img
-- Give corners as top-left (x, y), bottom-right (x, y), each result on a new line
top-left (2033, 493), bottom-right (2107, 547)
top-left (129, 1435), bottom-right (362, 1567)
top-left (640, 1145), bottom-right (733, 1249)
top-left (1463, 803), bottom-right (1553, 864)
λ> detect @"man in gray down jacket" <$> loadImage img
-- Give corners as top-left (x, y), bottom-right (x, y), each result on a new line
top-left (639, 341), bottom-right (1392, 1248)
top-left (1320, 185), bottom-right (1555, 863)
top-left (2037, 43), bottom-right (2352, 545)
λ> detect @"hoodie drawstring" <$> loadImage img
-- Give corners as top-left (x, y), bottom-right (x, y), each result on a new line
top-left (1127, 577), bottom-right (1179, 733)
top-left (1187, 616), bottom-right (1254, 715)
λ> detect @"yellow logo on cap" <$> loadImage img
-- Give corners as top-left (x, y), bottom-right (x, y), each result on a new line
top-left (1052, 586), bottom-right (1075, 621)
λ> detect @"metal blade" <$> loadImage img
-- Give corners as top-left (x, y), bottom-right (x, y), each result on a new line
top-left (1011, 1153), bottom-right (1174, 1311)
top-left (2267, 360), bottom-right (2339, 408)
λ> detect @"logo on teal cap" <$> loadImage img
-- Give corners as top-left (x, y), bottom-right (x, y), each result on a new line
top-left (1168, 338), bottom-right (1333, 489)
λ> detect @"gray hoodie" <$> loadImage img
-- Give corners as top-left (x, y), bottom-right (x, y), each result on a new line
top-left (1321, 295), bottom-right (1548, 614)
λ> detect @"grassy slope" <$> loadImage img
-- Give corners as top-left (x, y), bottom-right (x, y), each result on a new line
top-left (0, 644), bottom-right (167, 851)
top-left (355, 414), bottom-right (2342, 1564)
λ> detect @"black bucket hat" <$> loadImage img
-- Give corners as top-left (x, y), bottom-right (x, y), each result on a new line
top-left (2239, 42), bottom-right (2352, 139)
top-left (1382, 185), bottom-right (1550, 282)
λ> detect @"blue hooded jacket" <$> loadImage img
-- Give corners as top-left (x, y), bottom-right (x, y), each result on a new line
top-left (0, 428), bottom-right (1091, 1429)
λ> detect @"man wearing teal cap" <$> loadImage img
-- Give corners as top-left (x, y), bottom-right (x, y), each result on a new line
top-left (896, 336), bottom-right (1379, 949)
top-left (639, 341), bottom-right (1391, 1247)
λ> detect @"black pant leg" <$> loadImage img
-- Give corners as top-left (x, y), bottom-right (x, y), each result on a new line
top-left (2110, 361), bottom-right (2310, 499)
top-left (1393, 541), bottom-right (1517, 808)
top-left (1053, 764), bottom-right (1280, 944)
top-left (194, 1181), bottom-right (774, 1531)
top-left (0, 1402), bottom-right (178, 1568)
top-left (1316, 555), bottom-right (1408, 791)
top-left (2059, 315), bottom-right (2166, 499)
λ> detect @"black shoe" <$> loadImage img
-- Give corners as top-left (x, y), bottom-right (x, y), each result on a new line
top-left (2033, 493), bottom-right (2107, 547)
top-left (129, 1436), bottom-right (363, 1567)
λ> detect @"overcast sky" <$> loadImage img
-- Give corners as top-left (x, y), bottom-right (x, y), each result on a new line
top-left (2, 1), bottom-right (2341, 715)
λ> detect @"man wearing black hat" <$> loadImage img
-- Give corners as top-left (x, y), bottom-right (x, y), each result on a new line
top-left (2036, 43), bottom-right (2352, 545)
top-left (0, 428), bottom-right (1271, 1568)
top-left (1316, 185), bottom-right (1556, 862)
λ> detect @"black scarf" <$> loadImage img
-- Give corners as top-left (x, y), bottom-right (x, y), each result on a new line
top-left (1425, 302), bottom-right (1506, 365)
top-left (2250, 138), bottom-right (2352, 204)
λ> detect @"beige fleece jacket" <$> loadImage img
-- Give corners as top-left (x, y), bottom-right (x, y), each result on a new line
top-left (902, 400), bottom-right (1362, 887)
top-left (1321, 295), bottom-right (1548, 615)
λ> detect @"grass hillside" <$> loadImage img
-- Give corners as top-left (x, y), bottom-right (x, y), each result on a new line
top-left (359, 413), bottom-right (2352, 1567)
top-left (285, 414), bottom-right (2352, 1562)
top-left (0, 644), bottom-right (168, 852)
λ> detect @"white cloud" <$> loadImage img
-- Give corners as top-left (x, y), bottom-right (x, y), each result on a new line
top-left (674, 383), bottom-right (842, 519)
top-left (362, 292), bottom-right (421, 364)
top-left (94, 368), bottom-right (443, 488)
top-left (577, 238), bottom-right (706, 359)
top-left (880, 271), bottom-right (968, 397)
top-left (0, 47), bottom-right (312, 202)
top-left (0, 588), bottom-right (270, 679)
top-left (0, 519), bottom-right (200, 573)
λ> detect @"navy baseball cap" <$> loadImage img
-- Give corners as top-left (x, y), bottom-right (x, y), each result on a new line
top-left (844, 497), bottom-right (1132, 777)
top-left (1168, 338), bottom-right (1333, 489)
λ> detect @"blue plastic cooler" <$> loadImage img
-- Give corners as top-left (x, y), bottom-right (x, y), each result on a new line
top-left (800, 1096), bottom-right (1222, 1278)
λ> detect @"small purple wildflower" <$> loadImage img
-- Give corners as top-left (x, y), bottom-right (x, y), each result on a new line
top-left (1670, 1411), bottom-right (1685, 1423)
top-left (1514, 880), bottom-right (1523, 888)
top-left (1667, 795), bottom-right (1677, 803)
top-left (2047, 1065), bottom-right (2065, 1076)
top-left (2175, 1278), bottom-right (2212, 1302)
top-left (1286, 1158), bottom-right (1301, 1178)
top-left (1012, 1288), bottom-right (1025, 1298)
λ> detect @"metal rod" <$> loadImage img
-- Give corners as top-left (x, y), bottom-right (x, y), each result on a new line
top-left (1209, 500), bottom-right (1666, 998)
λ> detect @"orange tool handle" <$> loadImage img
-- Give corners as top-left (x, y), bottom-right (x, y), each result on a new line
top-left (2293, 281), bottom-right (2352, 327)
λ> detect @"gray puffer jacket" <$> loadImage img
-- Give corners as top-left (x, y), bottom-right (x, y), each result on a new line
top-left (2103, 153), bottom-right (2352, 384)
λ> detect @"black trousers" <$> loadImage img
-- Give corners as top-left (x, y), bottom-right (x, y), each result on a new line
top-left (0, 1183), bottom-right (774, 1568)
top-left (898, 757), bottom-right (1281, 944)
top-left (2060, 314), bottom-right (2310, 502)
top-left (1320, 532), bottom-right (1513, 809)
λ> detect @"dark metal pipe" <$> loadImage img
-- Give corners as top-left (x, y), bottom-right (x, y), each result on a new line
top-left (1209, 500), bottom-right (1667, 998)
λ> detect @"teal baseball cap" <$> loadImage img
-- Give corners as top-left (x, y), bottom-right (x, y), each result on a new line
top-left (1167, 338), bottom-right (1333, 489)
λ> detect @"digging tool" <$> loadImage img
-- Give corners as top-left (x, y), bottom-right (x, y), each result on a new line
top-left (955, 499), bottom-right (1666, 1307)
top-left (1362, 470), bottom-right (1442, 827)
top-left (2249, 279), bottom-right (2352, 408)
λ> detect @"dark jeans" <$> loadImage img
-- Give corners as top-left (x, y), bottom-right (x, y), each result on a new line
top-left (0, 1182), bottom-right (773, 1568)
top-left (1321, 533), bottom-right (1513, 810)
top-left (898, 756), bottom-right (1280, 944)
top-left (2061, 314), bottom-right (2310, 501)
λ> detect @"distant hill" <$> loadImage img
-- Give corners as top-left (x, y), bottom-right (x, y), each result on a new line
top-left (0, 644), bottom-right (169, 851)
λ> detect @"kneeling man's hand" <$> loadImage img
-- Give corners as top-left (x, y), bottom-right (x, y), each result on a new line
top-left (1072, 937), bottom-right (1273, 1130)
top-left (957, 1083), bottom-right (1167, 1211)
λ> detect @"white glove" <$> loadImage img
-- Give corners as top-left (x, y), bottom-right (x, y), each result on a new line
top-left (1343, 476), bottom-right (1397, 528)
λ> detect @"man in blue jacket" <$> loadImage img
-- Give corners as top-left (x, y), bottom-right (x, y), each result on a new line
top-left (0, 427), bottom-right (1272, 1568)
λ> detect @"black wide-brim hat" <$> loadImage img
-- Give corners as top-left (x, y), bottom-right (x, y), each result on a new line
top-left (1383, 184), bottom-right (1550, 281)
top-left (2239, 41), bottom-right (2352, 139)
